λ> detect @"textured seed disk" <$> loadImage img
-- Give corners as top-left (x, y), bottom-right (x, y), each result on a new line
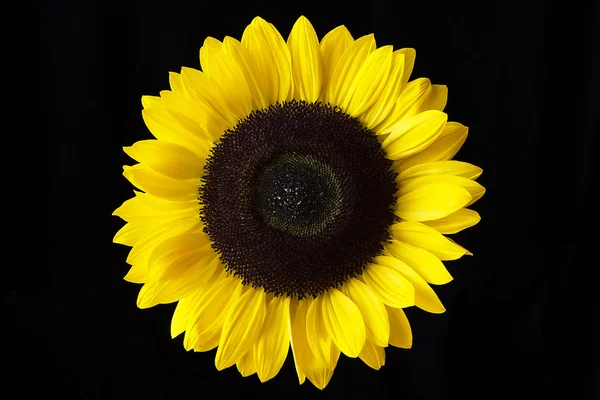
top-left (199, 101), bottom-right (397, 298)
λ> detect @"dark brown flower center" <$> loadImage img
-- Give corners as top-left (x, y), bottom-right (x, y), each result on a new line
top-left (199, 100), bottom-right (397, 298)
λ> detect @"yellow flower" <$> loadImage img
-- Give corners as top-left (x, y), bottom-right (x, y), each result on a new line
top-left (113, 16), bottom-right (484, 389)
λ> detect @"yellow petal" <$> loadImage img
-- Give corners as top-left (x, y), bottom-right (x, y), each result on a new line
top-left (158, 90), bottom-right (221, 140)
top-left (306, 295), bottom-right (337, 369)
top-left (328, 34), bottom-right (376, 107)
top-left (171, 288), bottom-right (206, 338)
top-left (319, 25), bottom-right (354, 102)
top-left (253, 296), bottom-right (291, 382)
top-left (236, 352), bottom-right (257, 377)
top-left (361, 50), bottom-right (406, 130)
top-left (123, 140), bottom-right (206, 180)
top-left (113, 191), bottom-right (198, 222)
top-left (341, 45), bottom-right (393, 116)
top-left (359, 340), bottom-right (386, 370)
top-left (376, 78), bottom-right (432, 134)
top-left (125, 216), bottom-right (201, 268)
top-left (215, 288), bottom-right (267, 370)
top-left (146, 232), bottom-right (210, 280)
top-left (362, 261), bottom-right (415, 308)
top-left (179, 67), bottom-right (237, 133)
top-left (382, 110), bottom-right (447, 160)
top-left (137, 237), bottom-right (219, 308)
top-left (398, 160), bottom-right (482, 181)
top-left (287, 16), bottom-right (322, 102)
top-left (141, 95), bottom-right (161, 109)
top-left (400, 175), bottom-right (485, 206)
top-left (396, 48), bottom-right (416, 85)
top-left (375, 256), bottom-right (445, 314)
top-left (424, 208), bottom-right (481, 234)
top-left (422, 84), bottom-right (448, 111)
top-left (386, 306), bottom-right (412, 348)
top-left (183, 273), bottom-right (241, 352)
top-left (306, 363), bottom-right (335, 390)
top-left (223, 37), bottom-right (269, 110)
top-left (397, 121), bottom-right (469, 170)
top-left (199, 37), bottom-right (252, 119)
top-left (169, 71), bottom-right (184, 93)
top-left (123, 164), bottom-right (199, 199)
top-left (342, 278), bottom-right (390, 347)
top-left (321, 289), bottom-right (367, 358)
top-left (141, 107), bottom-right (214, 156)
top-left (389, 221), bottom-right (469, 260)
top-left (384, 240), bottom-right (453, 285)
top-left (288, 299), bottom-right (311, 384)
top-left (113, 222), bottom-right (146, 246)
top-left (242, 17), bottom-right (292, 103)
top-left (123, 263), bottom-right (148, 284)
top-left (395, 182), bottom-right (472, 221)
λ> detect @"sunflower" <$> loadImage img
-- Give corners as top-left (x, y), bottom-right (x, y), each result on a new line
top-left (113, 16), bottom-right (484, 389)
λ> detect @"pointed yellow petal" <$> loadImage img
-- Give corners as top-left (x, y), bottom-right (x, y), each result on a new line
top-left (359, 340), bottom-right (386, 370)
top-left (123, 140), bottom-right (205, 180)
top-left (362, 262), bottom-right (415, 308)
top-left (253, 296), bottom-right (291, 382)
top-left (321, 289), bottom-right (366, 358)
top-left (123, 164), bottom-right (199, 199)
top-left (141, 107), bottom-right (214, 156)
top-left (142, 95), bottom-right (162, 109)
top-left (125, 217), bottom-right (200, 267)
top-left (146, 232), bottom-right (210, 280)
top-left (398, 160), bottom-right (483, 181)
top-left (400, 175), bottom-right (485, 206)
top-left (287, 16), bottom-right (322, 102)
top-left (397, 48), bottom-right (416, 85)
top-left (184, 274), bottom-right (241, 352)
top-left (288, 299), bottom-right (310, 384)
top-left (306, 295), bottom-right (337, 369)
top-left (397, 121), bottom-right (469, 170)
top-left (236, 351), bottom-right (257, 377)
top-left (382, 110), bottom-right (447, 160)
top-left (389, 221), bottom-right (469, 260)
top-left (422, 84), bottom-right (448, 111)
top-left (199, 37), bottom-right (252, 119)
top-left (113, 222), bottom-right (145, 246)
top-left (424, 208), bottom-right (481, 234)
top-left (341, 45), bottom-right (393, 116)
top-left (361, 50), bottom-right (406, 129)
top-left (328, 34), bottom-right (376, 107)
top-left (306, 363), bottom-right (335, 390)
top-left (113, 192), bottom-right (198, 225)
top-left (215, 288), bottom-right (267, 370)
top-left (137, 238), bottom-right (219, 308)
top-left (123, 263), bottom-right (148, 284)
top-left (319, 25), bottom-right (354, 102)
top-left (395, 183), bottom-right (472, 221)
top-left (158, 90), bottom-right (222, 140)
top-left (384, 240), bottom-right (452, 285)
top-left (242, 17), bottom-right (292, 103)
top-left (171, 288), bottom-right (206, 338)
top-left (342, 278), bottom-right (390, 347)
top-left (179, 67), bottom-right (238, 133)
top-left (386, 306), bottom-right (412, 348)
top-left (169, 72), bottom-right (184, 94)
top-left (375, 256), bottom-right (445, 314)
top-left (376, 78), bottom-right (432, 134)
top-left (223, 37), bottom-right (269, 110)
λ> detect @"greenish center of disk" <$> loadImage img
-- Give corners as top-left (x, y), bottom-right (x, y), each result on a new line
top-left (255, 154), bottom-right (342, 237)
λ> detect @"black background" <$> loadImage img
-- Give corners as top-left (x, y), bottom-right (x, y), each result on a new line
top-left (35, 0), bottom-right (598, 399)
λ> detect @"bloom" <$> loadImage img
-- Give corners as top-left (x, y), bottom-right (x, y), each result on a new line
top-left (113, 16), bottom-right (484, 389)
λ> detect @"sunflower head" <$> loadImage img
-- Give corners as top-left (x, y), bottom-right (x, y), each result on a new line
top-left (113, 15), bottom-right (484, 389)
